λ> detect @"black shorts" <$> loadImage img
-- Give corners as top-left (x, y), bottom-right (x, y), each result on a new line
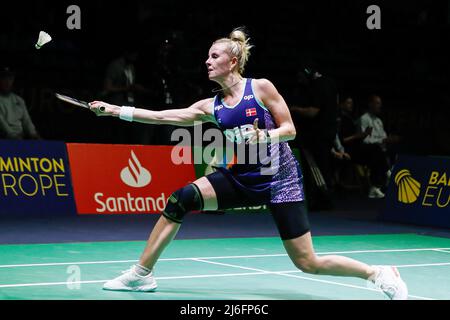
top-left (205, 170), bottom-right (310, 240)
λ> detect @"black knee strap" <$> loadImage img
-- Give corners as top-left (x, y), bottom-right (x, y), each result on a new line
top-left (162, 183), bottom-right (204, 223)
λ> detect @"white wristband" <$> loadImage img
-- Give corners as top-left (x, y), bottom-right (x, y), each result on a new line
top-left (119, 106), bottom-right (135, 122)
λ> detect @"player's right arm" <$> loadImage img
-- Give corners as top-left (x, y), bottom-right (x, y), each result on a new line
top-left (89, 98), bottom-right (215, 127)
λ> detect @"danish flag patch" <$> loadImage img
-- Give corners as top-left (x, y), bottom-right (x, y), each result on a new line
top-left (245, 108), bottom-right (257, 117)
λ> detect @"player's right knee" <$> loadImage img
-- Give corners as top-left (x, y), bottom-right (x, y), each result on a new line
top-left (293, 256), bottom-right (320, 274)
top-left (162, 183), bottom-right (204, 224)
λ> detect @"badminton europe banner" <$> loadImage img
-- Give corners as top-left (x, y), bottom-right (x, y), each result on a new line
top-left (382, 155), bottom-right (450, 228)
top-left (66, 144), bottom-right (196, 214)
top-left (0, 140), bottom-right (76, 216)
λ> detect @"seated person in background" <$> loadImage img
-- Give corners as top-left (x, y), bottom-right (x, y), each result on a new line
top-left (357, 95), bottom-right (401, 153)
top-left (330, 133), bottom-right (351, 190)
top-left (339, 95), bottom-right (389, 199)
top-left (0, 66), bottom-right (41, 140)
top-left (339, 96), bottom-right (372, 153)
top-left (331, 133), bottom-right (351, 161)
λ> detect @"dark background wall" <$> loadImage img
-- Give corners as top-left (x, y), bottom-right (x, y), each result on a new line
top-left (1, 0), bottom-right (449, 154)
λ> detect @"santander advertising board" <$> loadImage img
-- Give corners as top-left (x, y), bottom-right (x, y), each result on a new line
top-left (67, 144), bottom-right (195, 214)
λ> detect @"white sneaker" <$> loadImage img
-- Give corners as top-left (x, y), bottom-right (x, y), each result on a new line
top-left (103, 266), bottom-right (158, 292)
top-left (368, 186), bottom-right (385, 199)
top-left (372, 266), bottom-right (408, 300)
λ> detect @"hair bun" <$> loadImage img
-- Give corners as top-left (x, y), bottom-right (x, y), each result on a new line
top-left (230, 28), bottom-right (247, 43)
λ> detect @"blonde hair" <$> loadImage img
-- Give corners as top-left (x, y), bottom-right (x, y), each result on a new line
top-left (214, 27), bottom-right (253, 74)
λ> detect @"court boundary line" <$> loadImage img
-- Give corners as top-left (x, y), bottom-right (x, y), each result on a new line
top-left (1, 261), bottom-right (450, 289)
top-left (0, 259), bottom-right (445, 299)
top-left (2, 247), bottom-right (450, 269)
top-left (433, 249), bottom-right (450, 254)
top-left (0, 264), bottom-right (435, 300)
top-left (0, 270), bottom-right (298, 289)
top-left (396, 262), bottom-right (450, 268)
top-left (192, 258), bottom-right (433, 300)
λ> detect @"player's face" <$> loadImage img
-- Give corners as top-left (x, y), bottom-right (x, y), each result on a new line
top-left (206, 43), bottom-right (234, 81)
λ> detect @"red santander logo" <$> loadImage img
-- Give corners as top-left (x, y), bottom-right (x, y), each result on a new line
top-left (120, 151), bottom-right (151, 188)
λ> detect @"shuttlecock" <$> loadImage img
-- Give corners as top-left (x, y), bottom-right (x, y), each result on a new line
top-left (395, 169), bottom-right (421, 204)
top-left (35, 31), bottom-right (52, 49)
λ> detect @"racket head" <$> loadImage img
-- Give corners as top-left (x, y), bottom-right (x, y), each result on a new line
top-left (55, 93), bottom-right (90, 109)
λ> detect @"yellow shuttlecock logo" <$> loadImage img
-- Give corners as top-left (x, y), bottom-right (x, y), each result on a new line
top-left (394, 169), bottom-right (421, 204)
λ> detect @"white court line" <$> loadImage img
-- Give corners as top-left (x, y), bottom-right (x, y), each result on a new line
top-left (0, 259), bottom-right (138, 269)
top-left (1, 261), bottom-right (449, 288)
top-left (433, 249), bottom-right (450, 254)
top-left (0, 279), bottom-right (108, 289)
top-left (0, 270), bottom-right (301, 289)
top-left (0, 259), bottom-right (444, 299)
top-left (319, 247), bottom-right (450, 254)
top-left (2, 261), bottom-right (449, 289)
top-left (2, 247), bottom-right (450, 269)
top-left (192, 258), bottom-right (434, 300)
top-left (396, 262), bottom-right (450, 268)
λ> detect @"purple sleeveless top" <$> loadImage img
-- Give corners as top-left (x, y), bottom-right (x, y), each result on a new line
top-left (211, 78), bottom-right (304, 203)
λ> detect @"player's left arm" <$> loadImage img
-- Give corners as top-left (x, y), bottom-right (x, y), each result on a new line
top-left (251, 78), bottom-right (296, 143)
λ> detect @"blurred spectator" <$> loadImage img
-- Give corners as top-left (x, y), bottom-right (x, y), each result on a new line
top-left (0, 66), bottom-right (40, 140)
top-left (102, 47), bottom-right (151, 144)
top-left (338, 96), bottom-right (384, 197)
top-left (103, 49), bottom-right (140, 106)
top-left (338, 97), bottom-right (389, 198)
top-left (357, 95), bottom-right (401, 164)
top-left (331, 133), bottom-right (351, 161)
top-left (338, 96), bottom-right (372, 156)
top-left (330, 132), bottom-right (351, 191)
top-left (149, 35), bottom-right (184, 145)
top-left (290, 63), bottom-right (338, 210)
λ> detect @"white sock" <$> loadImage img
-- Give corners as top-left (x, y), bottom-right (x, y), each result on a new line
top-left (368, 266), bottom-right (381, 282)
top-left (134, 264), bottom-right (152, 276)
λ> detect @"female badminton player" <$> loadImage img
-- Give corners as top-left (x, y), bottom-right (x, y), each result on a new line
top-left (89, 28), bottom-right (408, 299)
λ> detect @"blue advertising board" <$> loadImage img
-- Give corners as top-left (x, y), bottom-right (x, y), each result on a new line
top-left (0, 140), bottom-right (76, 216)
top-left (381, 155), bottom-right (450, 228)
